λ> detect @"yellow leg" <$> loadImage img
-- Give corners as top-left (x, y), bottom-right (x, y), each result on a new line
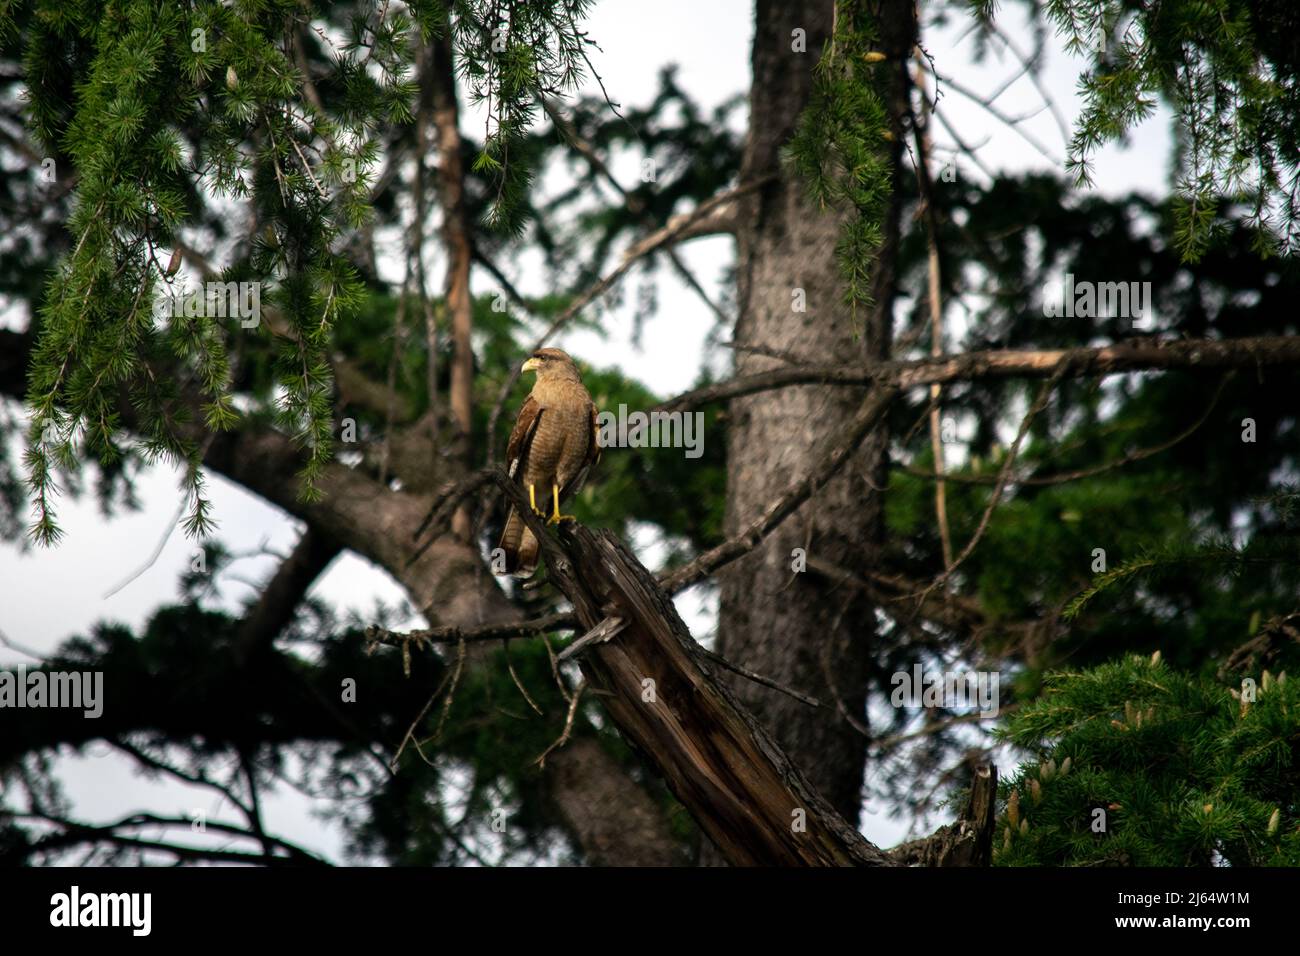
top-left (528, 483), bottom-right (543, 516)
top-left (547, 484), bottom-right (577, 524)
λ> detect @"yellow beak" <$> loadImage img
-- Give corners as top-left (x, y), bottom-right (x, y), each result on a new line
top-left (521, 357), bottom-right (541, 372)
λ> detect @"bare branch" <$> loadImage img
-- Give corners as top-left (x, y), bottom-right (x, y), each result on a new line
top-left (408, 466), bottom-right (501, 566)
top-left (931, 105), bottom-right (998, 181)
top-left (696, 644), bottom-right (827, 709)
top-left (662, 386), bottom-right (900, 593)
top-left (364, 611), bottom-right (578, 650)
top-left (0, 625), bottom-right (48, 662)
top-left (110, 738), bottom-right (252, 819)
top-left (235, 526), bottom-right (342, 660)
top-left (20, 810), bottom-right (328, 866)
top-left (655, 336), bottom-right (1300, 413)
top-left (872, 707), bottom-right (1019, 754)
top-left (924, 63), bottom-right (1062, 165)
top-left (987, 26), bottom-right (1072, 148)
top-left (910, 55), bottom-right (954, 572)
top-left (534, 678), bottom-right (586, 768)
top-left (915, 358), bottom-right (1072, 601)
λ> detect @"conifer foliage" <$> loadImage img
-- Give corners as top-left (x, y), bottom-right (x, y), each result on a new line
top-left (15, 0), bottom-right (588, 544)
top-left (996, 654), bottom-right (1299, 866)
top-left (971, 0), bottom-right (1300, 260)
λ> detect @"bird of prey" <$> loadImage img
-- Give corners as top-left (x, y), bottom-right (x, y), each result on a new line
top-left (497, 348), bottom-right (601, 576)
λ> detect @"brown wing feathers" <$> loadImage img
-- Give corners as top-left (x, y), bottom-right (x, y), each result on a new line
top-left (505, 396), bottom-right (541, 478)
top-left (496, 350), bottom-right (599, 577)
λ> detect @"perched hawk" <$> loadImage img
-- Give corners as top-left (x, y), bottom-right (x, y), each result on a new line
top-left (497, 348), bottom-right (601, 576)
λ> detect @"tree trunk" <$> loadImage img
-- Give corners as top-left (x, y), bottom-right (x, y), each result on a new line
top-left (429, 33), bottom-right (474, 540)
top-left (715, 0), bottom-right (890, 844)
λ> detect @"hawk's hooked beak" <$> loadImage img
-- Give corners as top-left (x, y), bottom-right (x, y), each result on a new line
top-left (521, 357), bottom-right (541, 372)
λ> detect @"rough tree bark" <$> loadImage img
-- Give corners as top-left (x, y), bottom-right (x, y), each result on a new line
top-left (887, 764), bottom-right (998, 866)
top-left (715, 0), bottom-right (915, 849)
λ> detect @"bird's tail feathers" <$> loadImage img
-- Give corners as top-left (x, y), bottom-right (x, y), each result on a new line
top-left (497, 507), bottom-right (540, 577)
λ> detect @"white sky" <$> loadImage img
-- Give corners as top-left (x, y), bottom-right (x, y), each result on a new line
top-left (0, 0), bottom-right (1172, 863)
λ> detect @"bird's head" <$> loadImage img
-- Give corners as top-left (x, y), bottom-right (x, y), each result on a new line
top-left (521, 347), bottom-right (582, 381)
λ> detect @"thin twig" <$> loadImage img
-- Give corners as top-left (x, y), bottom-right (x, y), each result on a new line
top-left (534, 678), bottom-right (586, 768)
top-left (101, 497), bottom-right (189, 599)
top-left (899, 372), bottom-right (1233, 487)
top-left (910, 357), bottom-right (1073, 604)
top-left (871, 704), bottom-right (1019, 753)
top-left (696, 645), bottom-right (826, 709)
top-left (0, 626), bottom-right (48, 662)
top-left (502, 637), bottom-right (545, 716)
top-left (653, 336), bottom-right (1300, 414)
top-left (922, 64), bottom-right (1061, 165)
top-left (365, 611), bottom-right (577, 651)
top-left (911, 53), bottom-right (954, 573)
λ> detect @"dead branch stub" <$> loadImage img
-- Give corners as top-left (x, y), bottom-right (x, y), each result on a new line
top-left (496, 472), bottom-right (891, 866)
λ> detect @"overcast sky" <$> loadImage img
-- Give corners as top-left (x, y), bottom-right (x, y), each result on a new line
top-left (1, 0), bottom-right (1172, 863)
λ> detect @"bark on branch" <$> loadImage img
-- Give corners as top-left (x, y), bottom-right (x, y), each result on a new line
top-left (656, 335), bottom-right (1300, 413)
top-left (886, 764), bottom-right (998, 866)
top-left (491, 472), bottom-right (893, 866)
top-left (234, 527), bottom-right (342, 662)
